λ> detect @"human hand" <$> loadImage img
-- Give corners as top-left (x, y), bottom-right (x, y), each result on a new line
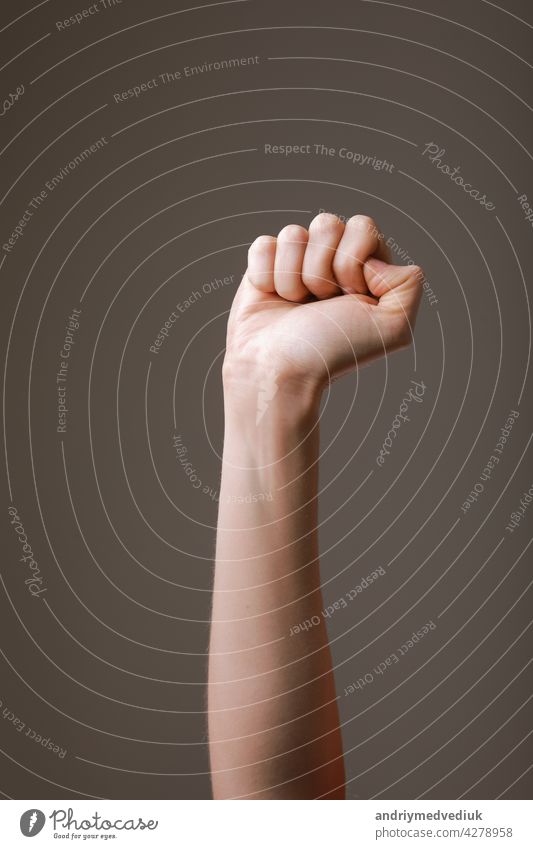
top-left (223, 213), bottom-right (423, 397)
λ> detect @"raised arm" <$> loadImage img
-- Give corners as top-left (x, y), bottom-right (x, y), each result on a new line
top-left (208, 214), bottom-right (423, 799)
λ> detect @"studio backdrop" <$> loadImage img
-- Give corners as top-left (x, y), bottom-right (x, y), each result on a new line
top-left (1, 0), bottom-right (532, 800)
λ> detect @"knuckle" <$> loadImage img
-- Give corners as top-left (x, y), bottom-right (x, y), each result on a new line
top-left (249, 276), bottom-right (272, 290)
top-left (247, 269), bottom-right (266, 288)
top-left (347, 214), bottom-right (378, 238)
top-left (302, 273), bottom-right (337, 296)
top-left (310, 212), bottom-right (343, 232)
top-left (249, 234), bottom-right (276, 254)
top-left (278, 223), bottom-right (308, 243)
top-left (332, 253), bottom-right (357, 275)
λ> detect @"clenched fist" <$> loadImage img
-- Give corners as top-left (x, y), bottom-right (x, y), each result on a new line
top-left (223, 213), bottom-right (423, 395)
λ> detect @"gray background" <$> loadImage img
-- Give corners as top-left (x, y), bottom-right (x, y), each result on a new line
top-left (0, 0), bottom-right (532, 799)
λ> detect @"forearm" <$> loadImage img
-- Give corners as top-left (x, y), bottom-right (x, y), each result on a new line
top-left (208, 368), bottom-right (345, 799)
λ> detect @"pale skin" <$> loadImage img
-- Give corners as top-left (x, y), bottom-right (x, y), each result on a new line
top-left (208, 213), bottom-right (423, 799)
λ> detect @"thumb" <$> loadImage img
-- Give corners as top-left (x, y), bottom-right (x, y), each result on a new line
top-left (363, 257), bottom-right (424, 347)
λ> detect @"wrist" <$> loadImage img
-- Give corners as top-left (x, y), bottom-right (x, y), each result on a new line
top-left (221, 358), bottom-right (322, 472)
top-left (221, 357), bottom-right (323, 420)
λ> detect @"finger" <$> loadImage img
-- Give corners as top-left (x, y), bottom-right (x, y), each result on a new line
top-left (364, 257), bottom-right (423, 299)
top-left (364, 257), bottom-right (424, 348)
top-left (374, 233), bottom-right (392, 264)
top-left (302, 213), bottom-right (344, 299)
top-left (226, 273), bottom-right (270, 341)
top-left (332, 214), bottom-right (384, 294)
top-left (247, 235), bottom-right (277, 292)
top-left (274, 224), bottom-right (309, 302)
